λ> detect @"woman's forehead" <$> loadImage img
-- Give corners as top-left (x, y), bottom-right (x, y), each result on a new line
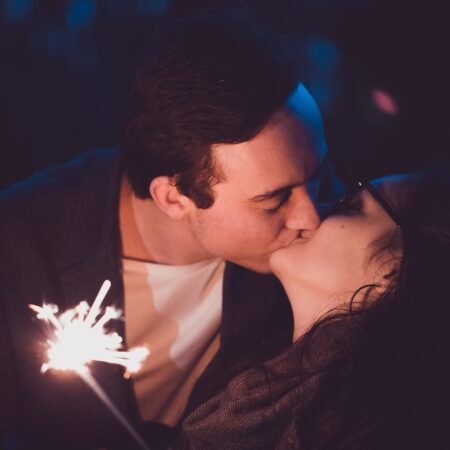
top-left (371, 173), bottom-right (418, 195)
top-left (370, 173), bottom-right (421, 214)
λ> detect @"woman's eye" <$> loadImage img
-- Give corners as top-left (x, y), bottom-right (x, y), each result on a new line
top-left (343, 198), bottom-right (362, 213)
top-left (328, 193), bottom-right (363, 216)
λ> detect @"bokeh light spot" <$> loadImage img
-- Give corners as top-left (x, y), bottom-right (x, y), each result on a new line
top-left (136, 0), bottom-right (170, 16)
top-left (3, 0), bottom-right (34, 24)
top-left (372, 89), bottom-right (398, 115)
top-left (66, 0), bottom-right (97, 32)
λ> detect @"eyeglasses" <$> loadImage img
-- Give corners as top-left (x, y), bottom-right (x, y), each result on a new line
top-left (363, 181), bottom-right (402, 227)
top-left (329, 181), bottom-right (402, 227)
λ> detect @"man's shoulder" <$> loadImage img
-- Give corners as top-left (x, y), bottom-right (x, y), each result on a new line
top-left (0, 148), bottom-right (121, 254)
top-left (0, 148), bottom-right (119, 208)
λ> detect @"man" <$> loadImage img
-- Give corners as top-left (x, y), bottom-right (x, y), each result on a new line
top-left (0, 14), bottom-right (340, 450)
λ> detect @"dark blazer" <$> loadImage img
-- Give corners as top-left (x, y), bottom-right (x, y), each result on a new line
top-left (0, 149), bottom-right (293, 450)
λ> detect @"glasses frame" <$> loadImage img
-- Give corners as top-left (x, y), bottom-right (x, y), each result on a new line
top-left (362, 181), bottom-right (401, 227)
top-left (331, 181), bottom-right (402, 227)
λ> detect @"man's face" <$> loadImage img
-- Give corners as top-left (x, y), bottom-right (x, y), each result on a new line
top-left (187, 84), bottom-right (327, 273)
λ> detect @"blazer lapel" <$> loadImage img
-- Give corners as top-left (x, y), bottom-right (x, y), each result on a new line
top-left (55, 148), bottom-right (141, 439)
top-left (182, 262), bottom-right (293, 418)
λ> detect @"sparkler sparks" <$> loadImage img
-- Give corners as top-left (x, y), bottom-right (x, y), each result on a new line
top-left (29, 280), bottom-right (149, 376)
top-left (29, 280), bottom-right (151, 449)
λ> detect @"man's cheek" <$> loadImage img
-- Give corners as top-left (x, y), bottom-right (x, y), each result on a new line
top-left (224, 214), bottom-right (258, 232)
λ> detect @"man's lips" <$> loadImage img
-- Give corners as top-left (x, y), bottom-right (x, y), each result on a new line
top-left (279, 233), bottom-right (305, 250)
top-left (289, 237), bottom-right (307, 246)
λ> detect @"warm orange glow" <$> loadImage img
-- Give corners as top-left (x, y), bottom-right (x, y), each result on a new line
top-left (29, 280), bottom-right (149, 376)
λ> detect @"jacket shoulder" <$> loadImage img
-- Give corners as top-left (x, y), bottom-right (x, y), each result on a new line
top-left (0, 148), bottom-right (118, 208)
top-left (0, 148), bottom-right (120, 263)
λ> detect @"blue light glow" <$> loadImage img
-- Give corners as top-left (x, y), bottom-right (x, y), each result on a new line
top-left (66, 0), bottom-right (97, 33)
top-left (307, 38), bottom-right (340, 71)
top-left (3, 0), bottom-right (34, 24)
top-left (136, 0), bottom-right (170, 16)
top-left (304, 37), bottom-right (341, 113)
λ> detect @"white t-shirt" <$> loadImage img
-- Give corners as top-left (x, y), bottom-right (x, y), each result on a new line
top-left (122, 257), bottom-right (224, 426)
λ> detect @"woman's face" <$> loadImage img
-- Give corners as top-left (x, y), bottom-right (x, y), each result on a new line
top-left (269, 175), bottom-right (409, 317)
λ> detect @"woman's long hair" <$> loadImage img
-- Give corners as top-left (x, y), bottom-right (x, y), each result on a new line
top-left (274, 167), bottom-right (450, 449)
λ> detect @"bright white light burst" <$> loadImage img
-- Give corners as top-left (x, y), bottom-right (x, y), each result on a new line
top-left (29, 280), bottom-right (149, 376)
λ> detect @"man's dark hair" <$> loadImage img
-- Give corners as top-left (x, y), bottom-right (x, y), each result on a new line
top-left (120, 14), bottom-right (299, 208)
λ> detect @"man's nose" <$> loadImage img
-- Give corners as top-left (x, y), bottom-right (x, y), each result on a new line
top-left (284, 190), bottom-right (321, 233)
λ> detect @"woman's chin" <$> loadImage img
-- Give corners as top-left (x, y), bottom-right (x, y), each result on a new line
top-left (269, 241), bottom-right (301, 276)
top-left (269, 250), bottom-right (298, 296)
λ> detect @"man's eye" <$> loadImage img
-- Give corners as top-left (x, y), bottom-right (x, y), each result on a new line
top-left (265, 203), bottom-right (284, 215)
top-left (265, 191), bottom-right (291, 215)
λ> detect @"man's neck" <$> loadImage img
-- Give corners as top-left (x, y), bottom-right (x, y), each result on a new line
top-left (119, 175), bottom-right (215, 265)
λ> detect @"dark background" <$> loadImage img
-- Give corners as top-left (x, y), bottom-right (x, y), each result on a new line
top-left (1, 0), bottom-right (449, 189)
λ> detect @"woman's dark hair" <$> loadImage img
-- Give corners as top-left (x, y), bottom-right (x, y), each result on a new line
top-left (269, 168), bottom-right (450, 449)
top-left (120, 13), bottom-right (299, 208)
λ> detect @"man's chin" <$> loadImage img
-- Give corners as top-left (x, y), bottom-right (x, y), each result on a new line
top-left (229, 258), bottom-right (273, 274)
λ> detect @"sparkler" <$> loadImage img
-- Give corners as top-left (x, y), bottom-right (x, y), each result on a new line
top-left (29, 280), bottom-right (151, 450)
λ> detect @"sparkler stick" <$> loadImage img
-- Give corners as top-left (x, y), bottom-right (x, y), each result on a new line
top-left (84, 279), bottom-right (112, 326)
top-left (29, 280), bottom-right (151, 450)
top-left (80, 370), bottom-right (150, 450)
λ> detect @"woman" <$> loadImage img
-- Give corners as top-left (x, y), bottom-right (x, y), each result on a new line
top-left (179, 169), bottom-right (450, 449)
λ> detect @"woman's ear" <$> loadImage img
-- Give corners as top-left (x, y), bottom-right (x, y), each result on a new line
top-left (374, 267), bottom-right (398, 294)
top-left (149, 176), bottom-right (194, 220)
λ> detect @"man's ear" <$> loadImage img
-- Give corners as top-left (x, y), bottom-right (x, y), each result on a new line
top-left (149, 176), bottom-right (194, 220)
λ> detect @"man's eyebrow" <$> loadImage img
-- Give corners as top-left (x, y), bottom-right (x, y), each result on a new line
top-left (248, 184), bottom-right (297, 203)
top-left (247, 155), bottom-right (328, 203)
